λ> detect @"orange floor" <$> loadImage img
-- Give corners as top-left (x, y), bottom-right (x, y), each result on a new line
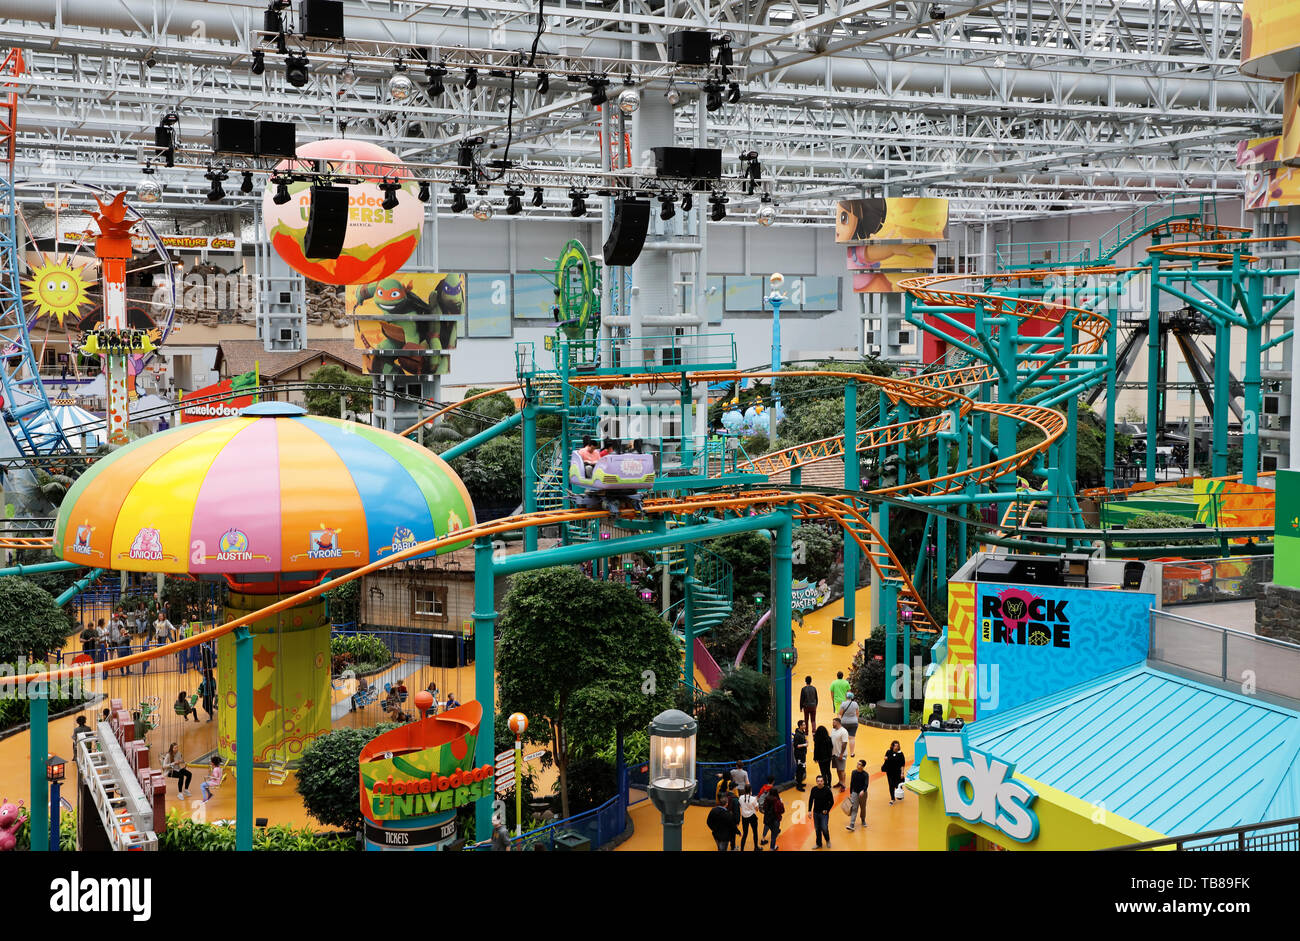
top-left (618, 587), bottom-right (921, 851)
top-left (2, 587), bottom-right (917, 849)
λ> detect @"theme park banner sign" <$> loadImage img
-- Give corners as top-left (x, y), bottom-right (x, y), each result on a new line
top-left (792, 578), bottom-right (832, 613)
top-left (1276, 469), bottom-right (1300, 588)
top-left (58, 227), bottom-right (241, 254)
top-left (179, 377), bottom-right (254, 423)
top-left (834, 197), bottom-right (948, 242)
top-left (1237, 136), bottom-right (1300, 209)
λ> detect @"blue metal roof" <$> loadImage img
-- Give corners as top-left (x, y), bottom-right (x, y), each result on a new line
top-left (966, 665), bottom-right (1300, 837)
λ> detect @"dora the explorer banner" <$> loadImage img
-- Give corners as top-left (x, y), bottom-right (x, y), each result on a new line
top-left (835, 197), bottom-right (948, 242)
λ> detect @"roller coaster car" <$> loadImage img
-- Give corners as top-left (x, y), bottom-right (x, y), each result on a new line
top-left (569, 450), bottom-right (656, 513)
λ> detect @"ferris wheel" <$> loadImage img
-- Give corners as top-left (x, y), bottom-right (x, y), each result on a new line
top-left (9, 181), bottom-right (180, 451)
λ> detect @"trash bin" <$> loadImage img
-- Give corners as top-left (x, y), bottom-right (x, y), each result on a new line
top-left (832, 615), bottom-right (854, 646)
top-left (553, 831), bottom-right (591, 851)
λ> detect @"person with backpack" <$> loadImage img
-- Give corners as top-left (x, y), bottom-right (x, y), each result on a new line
top-left (799, 676), bottom-right (819, 734)
top-left (761, 785), bottom-right (785, 849)
top-left (838, 691), bottom-right (861, 757)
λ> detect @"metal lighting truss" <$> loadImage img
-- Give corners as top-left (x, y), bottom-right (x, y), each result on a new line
top-left (0, 0), bottom-right (1281, 224)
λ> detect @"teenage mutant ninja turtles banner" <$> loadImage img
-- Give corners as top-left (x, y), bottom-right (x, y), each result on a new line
top-left (347, 273), bottom-right (466, 377)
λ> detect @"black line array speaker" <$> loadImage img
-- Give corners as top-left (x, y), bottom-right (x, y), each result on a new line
top-left (602, 198), bottom-right (651, 267)
top-left (651, 146), bottom-right (723, 181)
top-left (212, 118), bottom-right (256, 156)
top-left (667, 30), bottom-right (713, 65)
top-left (303, 184), bottom-right (349, 259)
top-left (255, 120), bottom-right (297, 158)
top-left (299, 0), bottom-right (345, 40)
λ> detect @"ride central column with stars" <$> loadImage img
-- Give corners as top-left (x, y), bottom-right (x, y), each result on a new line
top-left (86, 192), bottom-right (136, 444)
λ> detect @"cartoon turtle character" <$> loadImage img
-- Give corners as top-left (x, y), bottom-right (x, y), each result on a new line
top-left (356, 277), bottom-right (434, 318)
top-left (435, 273), bottom-right (465, 320)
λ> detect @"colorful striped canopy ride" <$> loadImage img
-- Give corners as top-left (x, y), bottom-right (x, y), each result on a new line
top-left (53, 402), bottom-right (474, 581)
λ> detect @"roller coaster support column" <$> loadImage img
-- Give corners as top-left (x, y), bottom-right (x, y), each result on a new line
top-left (234, 625), bottom-right (253, 851)
top-left (522, 403), bottom-right (538, 553)
top-left (683, 544), bottom-right (696, 686)
top-left (772, 506), bottom-right (794, 770)
top-left (996, 306), bottom-right (1018, 498)
top-left (1146, 250), bottom-right (1162, 481)
top-left (28, 679), bottom-right (47, 851)
top-left (1244, 269), bottom-right (1263, 486)
top-left (472, 536), bottom-right (498, 841)
top-left (1104, 291), bottom-right (1119, 490)
top-left (1213, 273), bottom-right (1231, 477)
top-left (843, 381), bottom-right (858, 623)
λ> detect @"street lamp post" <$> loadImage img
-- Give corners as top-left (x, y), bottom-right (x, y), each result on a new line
top-left (647, 709), bottom-right (697, 852)
top-left (46, 754), bottom-right (65, 852)
top-left (767, 272), bottom-right (787, 446)
top-left (507, 713), bottom-right (528, 838)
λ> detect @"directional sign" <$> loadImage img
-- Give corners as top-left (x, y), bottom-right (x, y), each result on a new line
top-left (524, 749), bottom-right (546, 762)
top-left (495, 774), bottom-right (515, 795)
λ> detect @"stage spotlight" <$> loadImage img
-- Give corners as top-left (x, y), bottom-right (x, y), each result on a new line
top-left (569, 188), bottom-right (587, 217)
top-left (340, 57), bottom-right (357, 85)
top-left (680, 192), bottom-right (693, 212)
top-left (285, 53), bottom-right (310, 88)
top-left (272, 174), bottom-right (292, 205)
top-left (417, 180), bottom-right (430, 202)
top-left (537, 71), bottom-right (549, 95)
top-left (727, 82), bottom-right (741, 104)
top-left (505, 186), bottom-right (524, 215)
top-left (659, 193), bottom-right (676, 221)
top-left (708, 191), bottom-right (727, 222)
top-left (665, 81), bottom-right (681, 105)
top-left (449, 183), bottom-right (469, 213)
top-left (162, 109), bottom-right (179, 126)
top-left (531, 186), bottom-right (544, 208)
top-left (205, 168), bottom-right (228, 203)
top-left (240, 170), bottom-right (254, 195)
top-left (425, 63), bottom-right (446, 98)
top-left (929, 3), bottom-right (945, 19)
top-left (251, 50), bottom-right (265, 75)
top-left (587, 75), bottom-right (610, 107)
top-left (379, 178), bottom-right (400, 211)
top-left (704, 81), bottom-right (723, 112)
top-left (464, 67), bottom-right (478, 90)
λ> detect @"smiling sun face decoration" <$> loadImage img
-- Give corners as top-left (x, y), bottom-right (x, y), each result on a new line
top-left (22, 258), bottom-right (92, 325)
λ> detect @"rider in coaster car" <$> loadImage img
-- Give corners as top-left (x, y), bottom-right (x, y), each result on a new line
top-left (578, 436), bottom-right (602, 478)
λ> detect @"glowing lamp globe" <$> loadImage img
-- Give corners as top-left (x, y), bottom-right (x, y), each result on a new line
top-left (261, 139), bottom-right (423, 285)
top-left (769, 271), bottom-right (785, 288)
top-left (508, 713), bottom-right (529, 736)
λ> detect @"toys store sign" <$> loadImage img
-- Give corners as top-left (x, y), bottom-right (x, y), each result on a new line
top-left (926, 733), bottom-right (1039, 843)
top-left (365, 764), bottom-right (495, 820)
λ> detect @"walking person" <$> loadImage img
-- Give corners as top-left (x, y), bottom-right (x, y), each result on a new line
top-left (810, 774), bottom-right (834, 849)
top-left (792, 719), bottom-right (808, 790)
top-left (728, 760), bottom-right (750, 792)
top-left (95, 618), bottom-right (110, 663)
top-left (162, 742), bottom-right (192, 798)
top-left (738, 786), bottom-right (761, 851)
top-left (829, 670), bottom-right (850, 715)
top-left (883, 739), bottom-right (907, 805)
top-left (838, 692), bottom-right (860, 758)
top-left (153, 612), bottom-right (175, 670)
top-left (799, 676), bottom-right (819, 734)
top-left (197, 673), bottom-right (216, 722)
top-left (760, 785), bottom-right (785, 850)
top-left (830, 717), bottom-right (850, 790)
top-left (78, 622), bottom-right (98, 662)
top-left (813, 725), bottom-right (833, 792)
top-left (725, 789), bottom-right (741, 851)
top-left (845, 759), bottom-right (869, 831)
top-left (706, 795), bottom-right (733, 851)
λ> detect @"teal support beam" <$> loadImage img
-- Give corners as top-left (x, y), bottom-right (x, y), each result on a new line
top-left (772, 506), bottom-right (794, 759)
top-left (29, 685), bottom-right (47, 851)
top-left (0, 560), bottom-right (82, 579)
top-left (1104, 294), bottom-right (1119, 490)
top-left (1244, 273), bottom-right (1264, 486)
top-left (1213, 277), bottom-right (1231, 477)
top-left (440, 411), bottom-right (522, 462)
top-left (1146, 251), bottom-right (1161, 481)
top-left (522, 403), bottom-right (538, 553)
top-left (843, 380), bottom-right (858, 623)
top-left (473, 537), bottom-right (498, 843)
top-left (54, 568), bottom-right (103, 607)
top-left (234, 626), bottom-right (253, 851)
top-left (683, 545), bottom-right (696, 686)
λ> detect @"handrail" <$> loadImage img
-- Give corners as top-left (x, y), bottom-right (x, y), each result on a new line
top-left (1105, 815), bottom-right (1300, 851)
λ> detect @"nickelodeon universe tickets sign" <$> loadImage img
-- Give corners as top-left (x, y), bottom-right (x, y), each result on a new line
top-left (973, 582), bottom-right (1151, 717)
top-left (925, 732), bottom-right (1039, 844)
top-left (359, 700), bottom-right (492, 827)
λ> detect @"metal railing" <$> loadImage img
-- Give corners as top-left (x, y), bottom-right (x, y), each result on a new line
top-left (995, 239), bottom-right (1093, 270)
top-left (628, 743), bottom-right (791, 803)
top-left (1149, 608), bottom-right (1300, 703)
top-left (1161, 556), bottom-right (1273, 606)
top-left (1108, 815), bottom-right (1300, 851)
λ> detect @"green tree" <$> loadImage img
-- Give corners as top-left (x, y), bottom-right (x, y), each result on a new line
top-left (449, 433), bottom-right (524, 511)
top-left (692, 667), bottom-right (775, 761)
top-left (303, 364), bottom-right (373, 417)
top-left (702, 532), bottom-right (771, 604)
top-left (295, 722), bottom-right (395, 831)
top-left (793, 524), bottom-right (838, 583)
top-left (0, 576), bottom-right (72, 662)
top-left (496, 566), bottom-right (679, 819)
top-left (325, 578), bottom-right (360, 627)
